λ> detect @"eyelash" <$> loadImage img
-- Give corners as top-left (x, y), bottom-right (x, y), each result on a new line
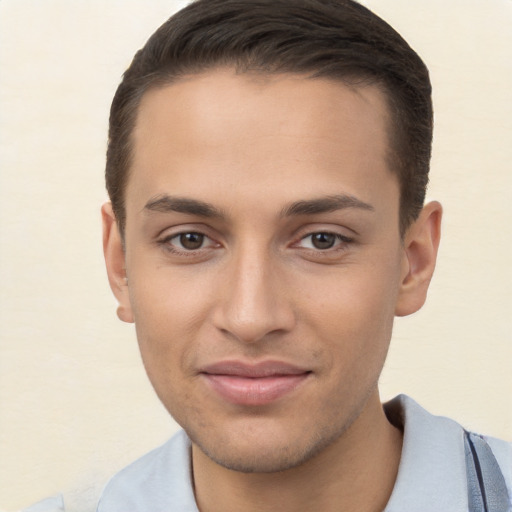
top-left (295, 232), bottom-right (354, 252)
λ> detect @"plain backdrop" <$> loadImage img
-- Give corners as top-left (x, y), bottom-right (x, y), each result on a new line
top-left (0, 0), bottom-right (511, 510)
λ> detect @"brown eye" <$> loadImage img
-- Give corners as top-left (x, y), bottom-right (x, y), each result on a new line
top-left (179, 232), bottom-right (204, 250)
top-left (311, 232), bottom-right (336, 249)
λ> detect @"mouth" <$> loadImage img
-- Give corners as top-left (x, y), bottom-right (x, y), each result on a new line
top-left (199, 360), bottom-right (312, 406)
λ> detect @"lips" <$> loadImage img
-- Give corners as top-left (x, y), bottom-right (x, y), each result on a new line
top-left (199, 361), bottom-right (311, 406)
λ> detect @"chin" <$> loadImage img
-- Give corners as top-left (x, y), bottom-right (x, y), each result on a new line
top-left (189, 420), bottom-right (347, 474)
top-left (195, 442), bottom-right (317, 474)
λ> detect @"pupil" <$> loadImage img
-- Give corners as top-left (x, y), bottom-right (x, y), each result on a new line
top-left (312, 233), bottom-right (335, 249)
top-left (180, 233), bottom-right (204, 250)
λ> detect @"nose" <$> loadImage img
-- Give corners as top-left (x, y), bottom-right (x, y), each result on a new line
top-left (212, 245), bottom-right (296, 343)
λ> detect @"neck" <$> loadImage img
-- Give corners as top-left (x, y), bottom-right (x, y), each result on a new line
top-left (192, 391), bottom-right (403, 512)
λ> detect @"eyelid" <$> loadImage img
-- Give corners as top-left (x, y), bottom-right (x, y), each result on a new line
top-left (295, 231), bottom-right (353, 250)
top-left (168, 232), bottom-right (217, 249)
top-left (290, 222), bottom-right (355, 243)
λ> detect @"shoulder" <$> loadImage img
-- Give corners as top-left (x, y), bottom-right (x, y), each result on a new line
top-left (97, 430), bottom-right (198, 512)
top-left (383, 394), bottom-right (511, 511)
top-left (393, 394), bottom-right (511, 474)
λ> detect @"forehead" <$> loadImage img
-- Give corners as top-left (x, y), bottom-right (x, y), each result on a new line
top-left (127, 69), bottom-right (397, 218)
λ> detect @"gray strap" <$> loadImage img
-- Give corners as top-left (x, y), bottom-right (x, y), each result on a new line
top-left (465, 431), bottom-right (511, 512)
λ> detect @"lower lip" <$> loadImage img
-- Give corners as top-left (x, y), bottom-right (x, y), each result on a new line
top-left (202, 373), bottom-right (310, 406)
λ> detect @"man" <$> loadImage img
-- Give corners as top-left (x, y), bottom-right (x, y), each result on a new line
top-left (98, 0), bottom-right (511, 510)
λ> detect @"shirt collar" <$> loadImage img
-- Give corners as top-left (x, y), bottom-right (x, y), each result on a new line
top-left (383, 394), bottom-right (468, 511)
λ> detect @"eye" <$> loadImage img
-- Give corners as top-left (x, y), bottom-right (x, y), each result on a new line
top-left (298, 232), bottom-right (352, 250)
top-left (160, 231), bottom-right (218, 252)
top-left (175, 232), bottom-right (206, 250)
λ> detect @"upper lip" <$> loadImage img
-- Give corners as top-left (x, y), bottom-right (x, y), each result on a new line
top-left (200, 360), bottom-right (311, 378)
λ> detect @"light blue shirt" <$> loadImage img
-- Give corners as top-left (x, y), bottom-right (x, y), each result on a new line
top-left (97, 395), bottom-right (512, 511)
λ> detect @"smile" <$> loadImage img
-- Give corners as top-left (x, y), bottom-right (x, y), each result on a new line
top-left (199, 361), bottom-right (312, 406)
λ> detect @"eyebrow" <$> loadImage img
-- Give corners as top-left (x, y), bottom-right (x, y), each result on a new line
top-left (144, 195), bottom-right (225, 218)
top-left (143, 193), bottom-right (374, 219)
top-left (281, 194), bottom-right (374, 217)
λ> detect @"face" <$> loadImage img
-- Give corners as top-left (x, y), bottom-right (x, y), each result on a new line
top-left (104, 69), bottom-right (436, 473)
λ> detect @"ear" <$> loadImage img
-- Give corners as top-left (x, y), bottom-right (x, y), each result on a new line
top-left (395, 201), bottom-right (442, 317)
top-left (102, 202), bottom-right (134, 323)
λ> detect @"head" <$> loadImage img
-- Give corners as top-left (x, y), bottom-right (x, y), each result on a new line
top-left (102, 0), bottom-right (441, 475)
top-left (106, 0), bottom-right (433, 239)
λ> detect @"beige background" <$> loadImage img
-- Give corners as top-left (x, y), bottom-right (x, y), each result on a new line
top-left (0, 0), bottom-right (510, 510)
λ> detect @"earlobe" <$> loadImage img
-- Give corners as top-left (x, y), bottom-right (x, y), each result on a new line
top-left (395, 201), bottom-right (442, 317)
top-left (101, 202), bottom-right (134, 323)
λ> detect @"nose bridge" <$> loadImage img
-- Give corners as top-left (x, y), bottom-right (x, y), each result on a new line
top-left (214, 238), bottom-right (294, 343)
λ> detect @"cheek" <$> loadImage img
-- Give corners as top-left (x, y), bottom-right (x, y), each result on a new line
top-left (303, 259), bottom-right (401, 358)
top-left (127, 274), bottom-right (206, 381)
top-left (130, 293), bottom-right (199, 420)
top-left (129, 262), bottom-right (212, 333)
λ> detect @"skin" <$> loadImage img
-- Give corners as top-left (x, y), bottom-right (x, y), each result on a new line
top-left (103, 69), bottom-right (442, 512)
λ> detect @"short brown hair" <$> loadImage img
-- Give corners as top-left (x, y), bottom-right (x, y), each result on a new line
top-left (106, 0), bottom-right (432, 236)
